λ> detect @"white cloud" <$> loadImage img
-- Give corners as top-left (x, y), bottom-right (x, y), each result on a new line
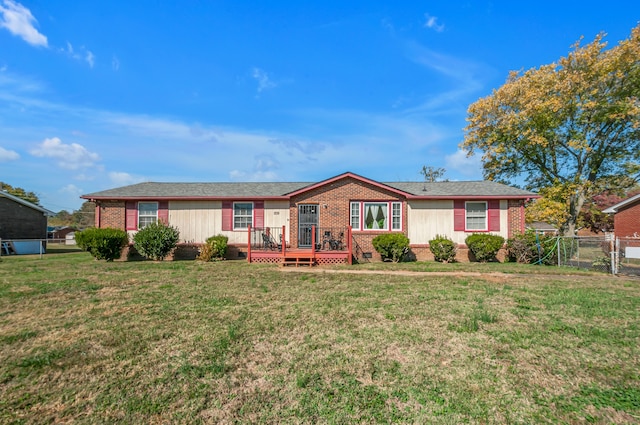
top-left (445, 149), bottom-right (483, 178)
top-left (85, 50), bottom-right (95, 68)
top-left (0, 64), bottom-right (7, 72)
top-left (252, 67), bottom-right (277, 95)
top-left (60, 183), bottom-right (82, 195)
top-left (29, 137), bottom-right (100, 170)
top-left (62, 42), bottom-right (95, 68)
top-left (424, 13), bottom-right (444, 32)
top-left (0, 0), bottom-right (47, 47)
top-left (108, 171), bottom-right (144, 186)
top-left (112, 56), bottom-right (120, 71)
top-left (0, 146), bottom-right (19, 161)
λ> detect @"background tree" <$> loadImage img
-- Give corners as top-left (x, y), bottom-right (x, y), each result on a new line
top-left (420, 166), bottom-right (447, 182)
top-left (48, 201), bottom-right (96, 229)
top-left (72, 201), bottom-right (96, 229)
top-left (462, 25), bottom-right (640, 235)
top-left (0, 182), bottom-right (40, 205)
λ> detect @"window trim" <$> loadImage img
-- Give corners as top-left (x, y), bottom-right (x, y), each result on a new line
top-left (350, 201), bottom-right (402, 232)
top-left (137, 201), bottom-right (158, 229)
top-left (233, 201), bottom-right (254, 230)
top-left (391, 201), bottom-right (402, 231)
top-left (465, 201), bottom-right (488, 231)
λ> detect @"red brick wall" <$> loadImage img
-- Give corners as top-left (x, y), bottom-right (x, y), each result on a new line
top-left (508, 199), bottom-right (525, 237)
top-left (97, 201), bottom-right (126, 230)
top-left (614, 200), bottom-right (640, 237)
top-left (290, 177), bottom-right (407, 261)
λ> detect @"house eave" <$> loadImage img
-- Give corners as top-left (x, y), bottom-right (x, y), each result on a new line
top-left (407, 194), bottom-right (540, 200)
top-left (602, 193), bottom-right (640, 214)
top-left (83, 195), bottom-right (292, 202)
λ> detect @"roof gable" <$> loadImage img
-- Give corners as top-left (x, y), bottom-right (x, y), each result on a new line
top-left (0, 191), bottom-right (54, 215)
top-left (285, 172), bottom-right (412, 198)
top-left (602, 193), bottom-right (640, 214)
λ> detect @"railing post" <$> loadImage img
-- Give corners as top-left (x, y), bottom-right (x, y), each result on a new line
top-left (347, 226), bottom-right (352, 265)
top-left (247, 225), bottom-right (252, 263)
top-left (281, 225), bottom-right (286, 256)
top-left (311, 225), bottom-right (316, 257)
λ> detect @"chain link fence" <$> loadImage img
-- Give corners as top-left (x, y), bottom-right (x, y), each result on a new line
top-left (557, 236), bottom-right (613, 274)
top-left (616, 237), bottom-right (640, 277)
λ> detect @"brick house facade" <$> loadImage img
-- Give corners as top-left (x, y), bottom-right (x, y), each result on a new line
top-left (82, 172), bottom-right (538, 262)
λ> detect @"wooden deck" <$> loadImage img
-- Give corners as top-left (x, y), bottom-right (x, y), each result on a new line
top-left (247, 225), bottom-right (352, 267)
top-left (250, 249), bottom-right (351, 267)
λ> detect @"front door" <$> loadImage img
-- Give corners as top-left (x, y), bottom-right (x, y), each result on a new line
top-left (298, 204), bottom-right (318, 248)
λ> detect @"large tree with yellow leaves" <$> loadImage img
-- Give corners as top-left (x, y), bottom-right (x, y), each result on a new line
top-left (462, 25), bottom-right (640, 235)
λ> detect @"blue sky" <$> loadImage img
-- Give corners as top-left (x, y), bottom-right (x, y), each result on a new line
top-left (1, 1), bottom-right (639, 212)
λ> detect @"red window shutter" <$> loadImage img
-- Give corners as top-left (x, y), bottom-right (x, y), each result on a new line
top-left (158, 201), bottom-right (169, 224)
top-left (222, 201), bottom-right (232, 231)
top-left (125, 201), bottom-right (137, 230)
top-left (488, 200), bottom-right (500, 231)
top-left (453, 200), bottom-right (465, 231)
top-left (254, 201), bottom-right (264, 229)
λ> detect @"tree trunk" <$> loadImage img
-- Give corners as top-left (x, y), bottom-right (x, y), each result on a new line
top-left (562, 191), bottom-right (587, 236)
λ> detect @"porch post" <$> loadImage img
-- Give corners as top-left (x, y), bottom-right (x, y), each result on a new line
top-left (281, 225), bottom-right (286, 256)
top-left (347, 226), bottom-right (352, 265)
top-left (247, 225), bottom-right (252, 263)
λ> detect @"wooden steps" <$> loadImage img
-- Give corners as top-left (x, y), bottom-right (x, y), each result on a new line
top-left (280, 251), bottom-right (316, 267)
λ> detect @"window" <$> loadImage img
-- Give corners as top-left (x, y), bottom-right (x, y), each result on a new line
top-left (466, 201), bottom-right (487, 230)
top-left (350, 201), bottom-right (402, 231)
top-left (138, 202), bottom-right (158, 229)
top-left (391, 202), bottom-right (402, 230)
top-left (234, 202), bottom-right (253, 229)
top-left (350, 202), bottom-right (360, 229)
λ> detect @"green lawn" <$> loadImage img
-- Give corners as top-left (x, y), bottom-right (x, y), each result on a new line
top-left (1, 252), bottom-right (639, 424)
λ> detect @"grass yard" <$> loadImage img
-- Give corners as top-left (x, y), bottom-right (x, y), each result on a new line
top-left (1, 253), bottom-right (639, 424)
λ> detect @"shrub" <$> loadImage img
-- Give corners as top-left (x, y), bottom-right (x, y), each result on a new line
top-left (465, 233), bottom-right (505, 262)
top-left (506, 231), bottom-right (558, 265)
top-left (198, 234), bottom-right (228, 261)
top-left (372, 233), bottom-right (410, 262)
top-left (75, 227), bottom-right (129, 261)
top-left (429, 234), bottom-right (457, 263)
top-left (133, 222), bottom-right (180, 261)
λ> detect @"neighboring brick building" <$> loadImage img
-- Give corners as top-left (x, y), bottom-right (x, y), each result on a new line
top-left (603, 194), bottom-right (640, 237)
top-left (81, 172), bottom-right (538, 263)
top-left (0, 190), bottom-right (53, 242)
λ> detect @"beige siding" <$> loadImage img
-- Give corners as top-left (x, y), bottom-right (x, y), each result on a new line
top-left (168, 200), bottom-right (290, 245)
top-left (407, 200), bottom-right (455, 244)
top-left (263, 201), bottom-right (290, 243)
top-left (407, 200), bottom-right (509, 245)
top-left (169, 201), bottom-right (221, 243)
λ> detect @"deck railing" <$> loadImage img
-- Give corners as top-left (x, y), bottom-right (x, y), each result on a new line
top-left (247, 225), bottom-right (352, 265)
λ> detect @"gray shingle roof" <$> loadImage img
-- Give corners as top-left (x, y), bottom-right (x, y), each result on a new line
top-left (385, 180), bottom-right (536, 197)
top-left (82, 179), bottom-right (536, 199)
top-left (82, 182), bottom-right (312, 199)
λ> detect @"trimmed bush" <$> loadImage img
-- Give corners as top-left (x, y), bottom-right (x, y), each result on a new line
top-left (465, 233), bottom-right (505, 262)
top-left (429, 234), bottom-right (457, 263)
top-left (372, 233), bottom-right (410, 262)
top-left (198, 234), bottom-right (228, 261)
top-left (75, 227), bottom-right (129, 261)
top-left (133, 222), bottom-right (180, 261)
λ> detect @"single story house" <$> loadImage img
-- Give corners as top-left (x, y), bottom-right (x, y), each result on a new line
top-left (1, 190), bottom-right (54, 255)
top-left (81, 172), bottom-right (538, 264)
top-left (603, 193), bottom-right (640, 238)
